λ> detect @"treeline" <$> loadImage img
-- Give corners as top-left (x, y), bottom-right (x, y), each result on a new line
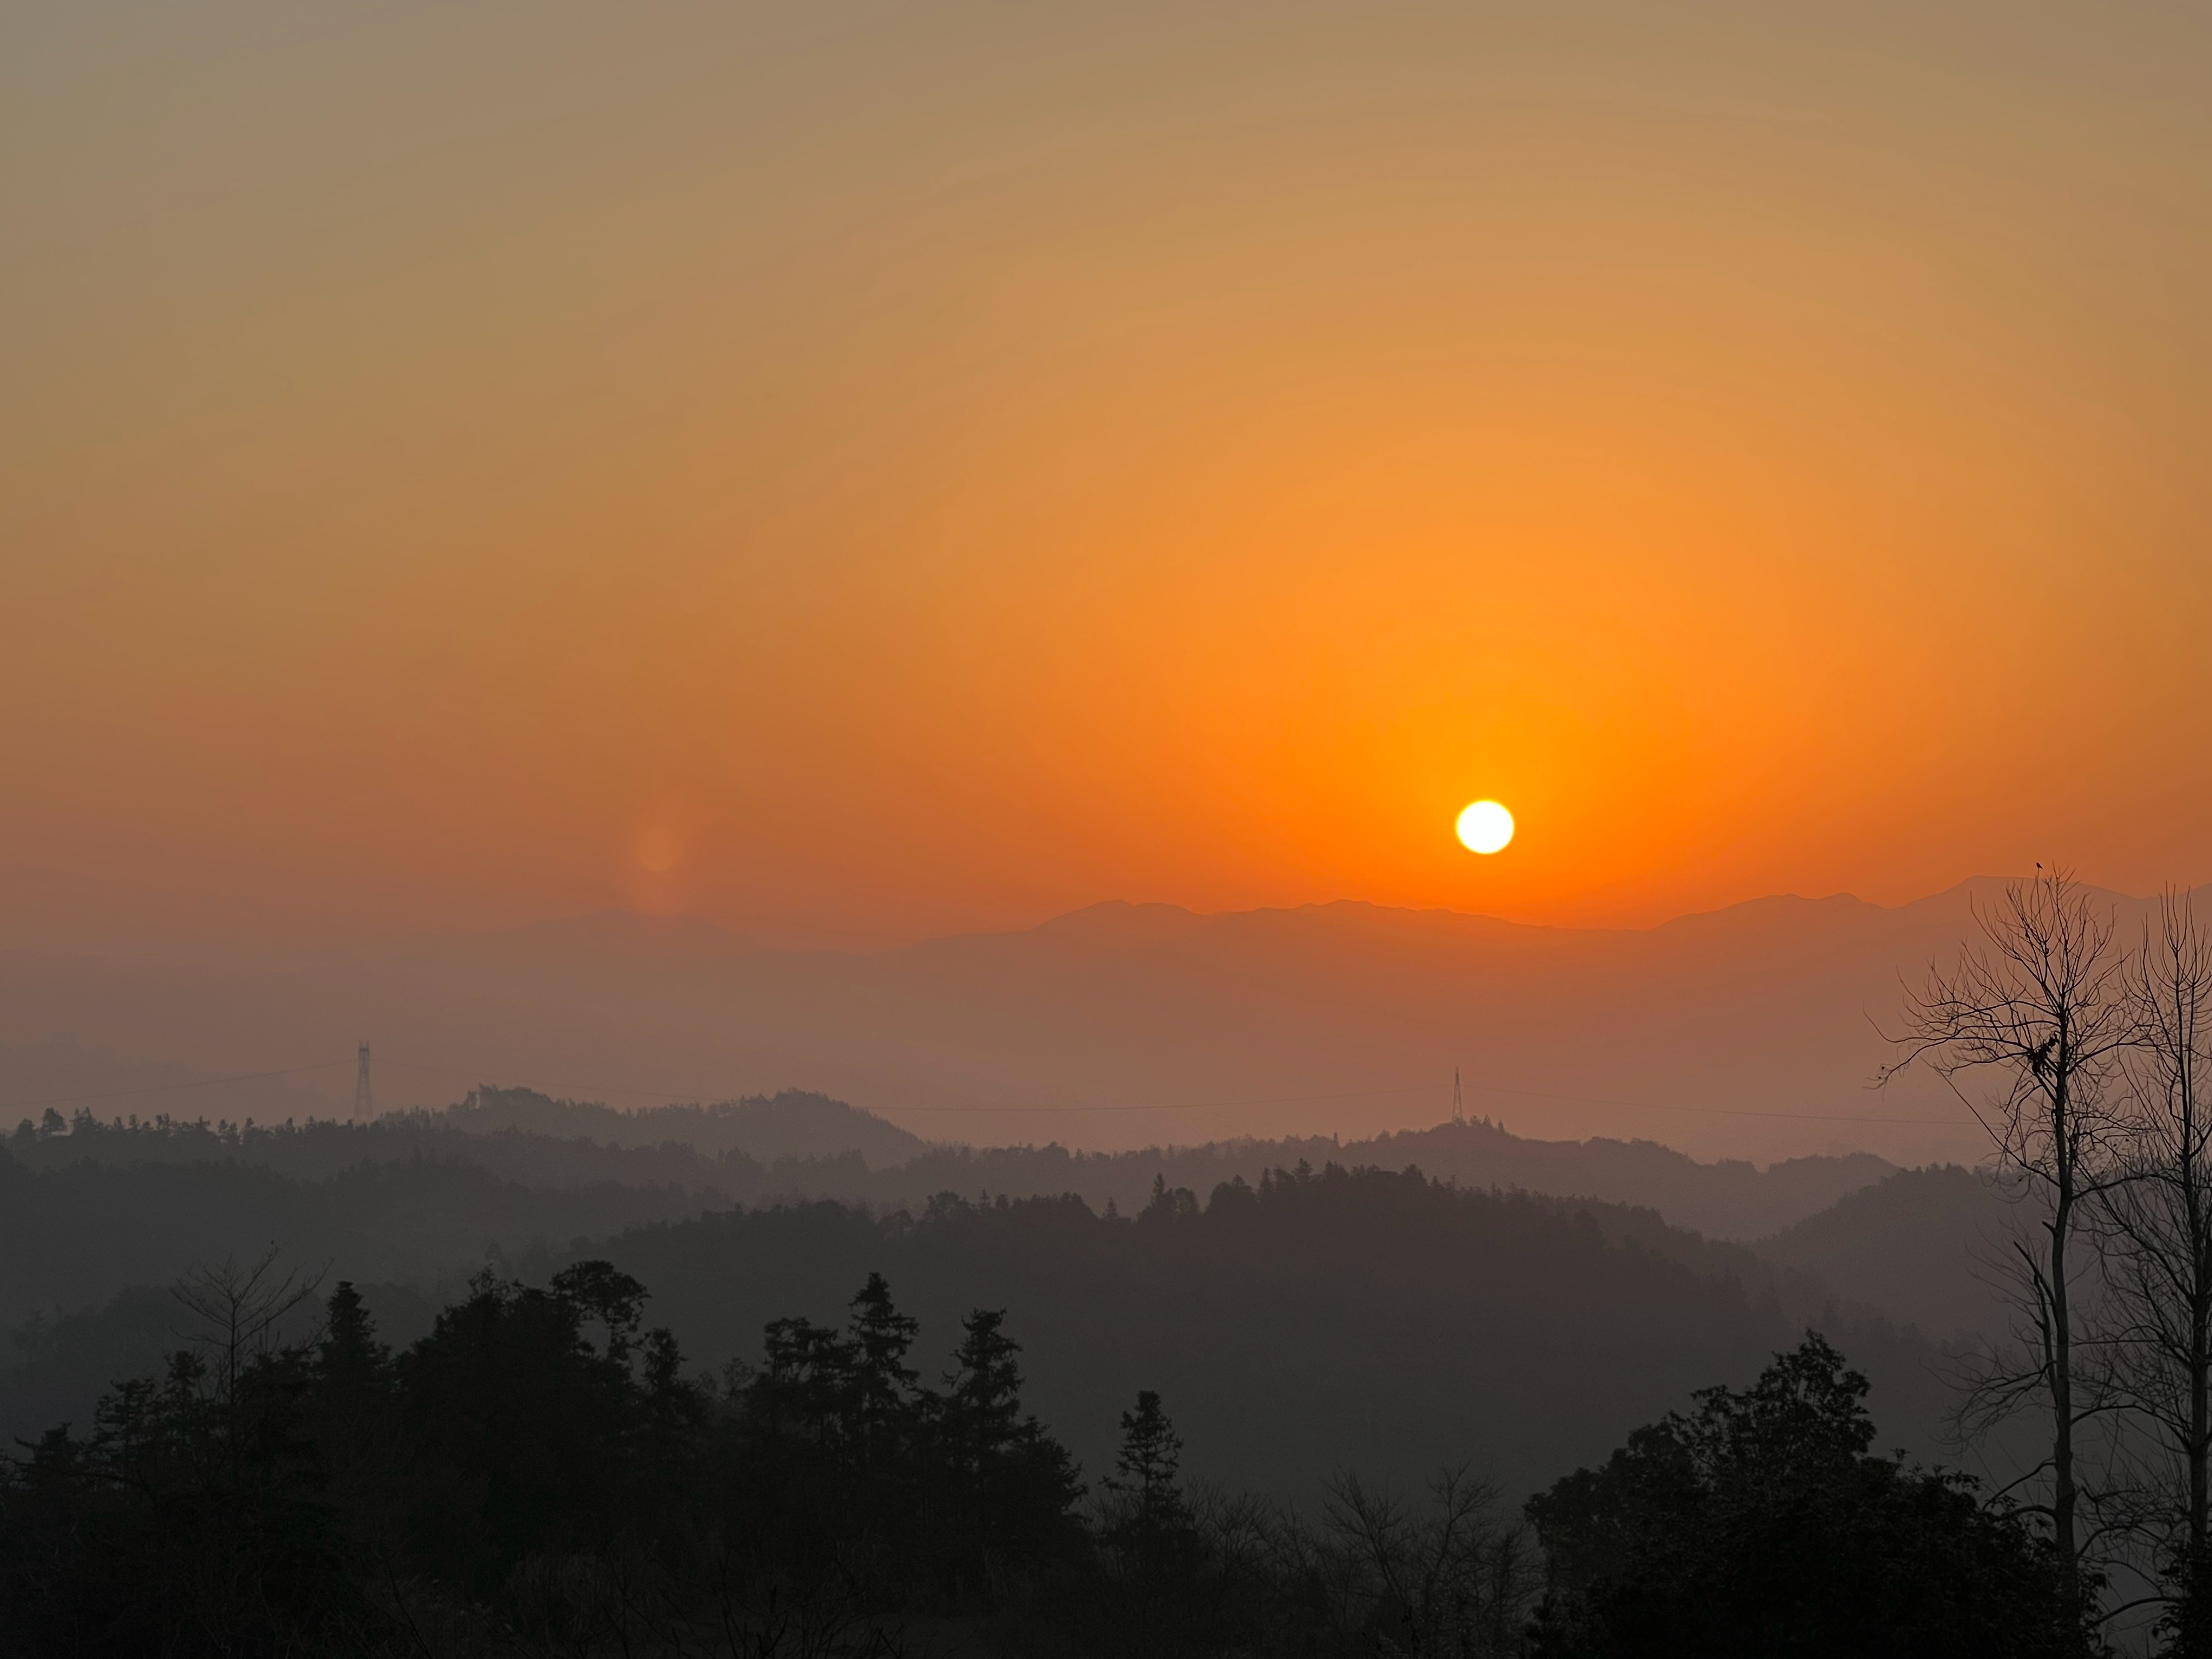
top-left (874, 1123), bottom-right (1892, 1242)
top-left (1756, 1163), bottom-right (2006, 1339)
top-left (0, 1146), bottom-right (705, 1342)
top-left (594, 1164), bottom-right (1951, 1504)
top-left (0, 1255), bottom-right (1520, 1655)
top-left (4, 1101), bottom-right (852, 1193)
top-left (6, 1162), bottom-right (1948, 1505)
top-left (8, 1089), bottom-right (1895, 1242)
top-left (0, 1257), bottom-right (2078, 1657)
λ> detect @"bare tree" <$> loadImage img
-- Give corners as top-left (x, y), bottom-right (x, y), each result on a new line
top-left (1325, 1465), bottom-right (1534, 1657)
top-left (171, 1246), bottom-right (323, 1396)
top-left (1882, 868), bottom-right (2135, 1633)
top-left (2098, 889), bottom-right (2212, 1649)
top-left (167, 1246), bottom-right (324, 1499)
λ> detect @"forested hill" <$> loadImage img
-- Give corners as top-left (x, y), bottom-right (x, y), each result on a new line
top-left (1, 1147), bottom-right (1951, 1478)
top-left (11, 1087), bottom-right (1894, 1239)
top-left (1756, 1164), bottom-right (2008, 1339)
top-left (591, 1166), bottom-right (1954, 1504)
top-left (442, 1084), bottom-right (930, 1165)
top-left (874, 1119), bottom-right (1893, 1241)
top-left (0, 1230), bottom-right (2054, 1657)
top-left (0, 1144), bottom-right (705, 1337)
top-left (3, 1087), bottom-right (897, 1192)
top-left (0, 1155), bottom-right (1956, 1510)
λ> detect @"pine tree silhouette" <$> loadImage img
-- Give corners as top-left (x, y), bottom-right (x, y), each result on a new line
top-left (1109, 1389), bottom-right (1187, 1530)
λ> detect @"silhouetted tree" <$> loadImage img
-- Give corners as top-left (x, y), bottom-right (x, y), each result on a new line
top-left (397, 1262), bottom-right (676, 1588)
top-left (1529, 1334), bottom-right (2085, 1657)
top-left (0, 1274), bottom-right (363, 1655)
top-left (1110, 1388), bottom-right (1189, 1531)
top-left (1328, 1465), bottom-right (1533, 1657)
top-left (2097, 889), bottom-right (2212, 1651)
top-left (754, 1311), bottom-right (861, 1444)
top-left (551, 1256), bottom-right (648, 1363)
top-left (0, 1181), bottom-right (2124, 1657)
top-left (939, 1306), bottom-right (1085, 1585)
top-left (306, 1278), bottom-right (399, 1570)
top-left (1087, 1389), bottom-right (1215, 1654)
top-left (317, 1279), bottom-right (387, 1390)
top-left (1886, 868), bottom-right (2134, 1633)
top-left (849, 1270), bottom-right (922, 1466)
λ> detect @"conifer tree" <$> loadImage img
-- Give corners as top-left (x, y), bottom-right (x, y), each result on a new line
top-left (944, 1307), bottom-right (1024, 1473)
top-left (1109, 1389), bottom-right (1187, 1530)
top-left (848, 1272), bottom-right (922, 1468)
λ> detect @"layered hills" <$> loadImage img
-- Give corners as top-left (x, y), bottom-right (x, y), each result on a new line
top-left (2, 878), bottom-right (2140, 1164)
top-left (0, 1142), bottom-right (1973, 1504)
top-left (8, 1086), bottom-right (1892, 1248)
top-left (1, 1085), bottom-right (2007, 1466)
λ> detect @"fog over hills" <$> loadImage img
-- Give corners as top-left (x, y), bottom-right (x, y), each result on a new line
top-left (1, 876), bottom-right (2136, 1163)
top-left (1758, 1163), bottom-right (2012, 1340)
top-left (0, 1130), bottom-right (1973, 1498)
top-left (0, 1078), bottom-right (2006, 1518)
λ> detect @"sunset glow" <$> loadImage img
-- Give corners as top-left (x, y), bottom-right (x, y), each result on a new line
top-left (3, 4), bottom-right (2209, 956)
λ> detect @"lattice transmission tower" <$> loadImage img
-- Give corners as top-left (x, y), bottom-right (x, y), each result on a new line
top-left (353, 1041), bottom-right (373, 1117)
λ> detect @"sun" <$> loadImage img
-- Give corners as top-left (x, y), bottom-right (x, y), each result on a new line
top-left (1456, 799), bottom-right (1515, 855)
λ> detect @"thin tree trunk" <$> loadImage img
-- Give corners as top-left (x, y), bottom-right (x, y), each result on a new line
top-left (2190, 1082), bottom-right (2212, 1656)
top-left (2101, 890), bottom-right (2212, 1647)
top-left (2052, 1170), bottom-right (2079, 1624)
top-left (2193, 1137), bottom-right (2209, 1575)
top-left (1886, 871), bottom-right (2130, 1652)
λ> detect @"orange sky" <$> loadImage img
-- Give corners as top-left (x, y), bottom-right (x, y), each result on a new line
top-left (5, 1), bottom-right (2211, 952)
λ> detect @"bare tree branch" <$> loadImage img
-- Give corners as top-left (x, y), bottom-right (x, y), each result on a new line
top-left (1882, 867), bottom-right (2132, 1630)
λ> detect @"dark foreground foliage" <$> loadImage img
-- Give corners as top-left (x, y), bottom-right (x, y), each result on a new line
top-left (2, 1256), bottom-right (2083, 1656)
top-left (0, 1255), bottom-right (1539, 1657)
top-left (1526, 1335), bottom-right (2091, 1658)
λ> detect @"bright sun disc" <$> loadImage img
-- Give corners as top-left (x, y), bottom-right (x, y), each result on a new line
top-left (1456, 800), bottom-right (1514, 855)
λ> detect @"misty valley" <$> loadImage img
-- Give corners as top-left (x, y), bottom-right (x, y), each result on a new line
top-left (8, 882), bottom-right (2202, 1655)
top-left (1, 1092), bottom-right (2028, 1655)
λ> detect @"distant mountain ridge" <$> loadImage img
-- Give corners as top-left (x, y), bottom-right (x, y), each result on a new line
top-left (3, 875), bottom-right (2147, 1162)
top-left (365, 876), bottom-right (2108, 1161)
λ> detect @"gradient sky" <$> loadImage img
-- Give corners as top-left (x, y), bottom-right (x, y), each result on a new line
top-left (6, 1), bottom-right (2211, 952)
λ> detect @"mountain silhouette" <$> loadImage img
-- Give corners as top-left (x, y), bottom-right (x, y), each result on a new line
top-left (0, 877), bottom-right (2148, 1162)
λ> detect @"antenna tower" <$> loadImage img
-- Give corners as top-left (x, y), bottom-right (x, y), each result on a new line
top-left (1452, 1065), bottom-right (1464, 1124)
top-left (353, 1041), bottom-right (373, 1118)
